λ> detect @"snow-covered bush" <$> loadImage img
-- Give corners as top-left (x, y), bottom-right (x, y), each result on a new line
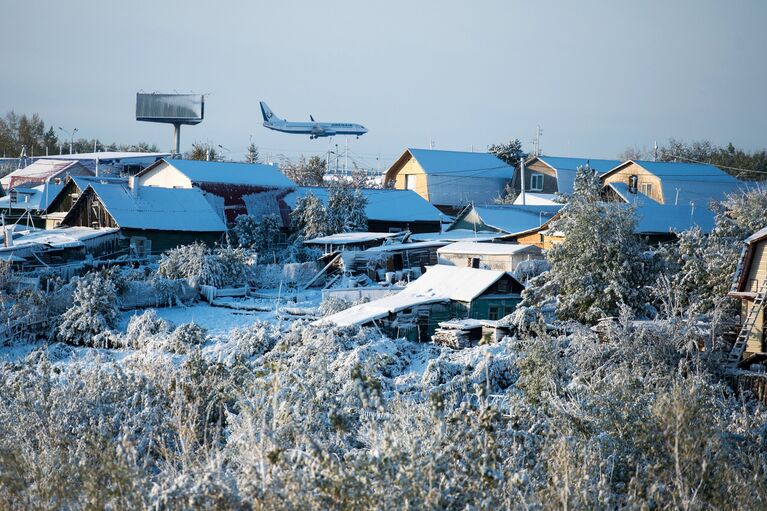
top-left (123, 309), bottom-right (172, 349)
top-left (56, 270), bottom-right (120, 348)
top-left (164, 322), bottom-right (208, 354)
top-left (319, 295), bottom-right (352, 316)
top-left (230, 320), bottom-right (280, 357)
top-left (499, 305), bottom-right (545, 337)
top-left (157, 243), bottom-right (254, 289)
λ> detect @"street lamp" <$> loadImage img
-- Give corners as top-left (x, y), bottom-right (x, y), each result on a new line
top-left (57, 127), bottom-right (78, 154)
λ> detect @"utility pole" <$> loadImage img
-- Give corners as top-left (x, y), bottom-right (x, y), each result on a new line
top-left (344, 137), bottom-right (348, 175)
top-left (535, 125), bottom-right (543, 156)
top-left (653, 140), bottom-right (658, 162)
top-left (520, 158), bottom-right (526, 206)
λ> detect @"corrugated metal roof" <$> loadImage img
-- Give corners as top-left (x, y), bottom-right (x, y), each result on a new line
top-left (608, 181), bottom-right (717, 233)
top-left (321, 265), bottom-right (512, 326)
top-left (77, 181), bottom-right (226, 232)
top-left (536, 156), bottom-right (621, 194)
top-left (0, 159), bottom-right (91, 189)
top-left (462, 204), bottom-right (563, 234)
top-left (407, 148), bottom-right (512, 179)
top-left (283, 186), bottom-right (443, 223)
top-left (164, 158), bottom-right (297, 188)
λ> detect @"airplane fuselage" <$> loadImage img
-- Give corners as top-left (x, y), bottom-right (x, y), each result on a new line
top-left (263, 120), bottom-right (367, 139)
top-left (259, 101), bottom-right (367, 139)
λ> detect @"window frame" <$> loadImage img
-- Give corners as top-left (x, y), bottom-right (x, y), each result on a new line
top-left (530, 173), bottom-right (544, 192)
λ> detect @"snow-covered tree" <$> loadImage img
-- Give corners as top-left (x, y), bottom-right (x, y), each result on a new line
top-left (282, 155), bottom-right (326, 186)
top-left (290, 192), bottom-right (327, 240)
top-left (327, 187), bottom-right (367, 233)
top-left (523, 166), bottom-right (656, 323)
top-left (57, 271), bottom-right (120, 347)
top-left (158, 243), bottom-right (254, 288)
top-left (488, 138), bottom-right (525, 167)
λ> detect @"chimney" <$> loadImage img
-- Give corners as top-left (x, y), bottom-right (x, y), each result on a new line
top-left (129, 175), bottom-right (139, 198)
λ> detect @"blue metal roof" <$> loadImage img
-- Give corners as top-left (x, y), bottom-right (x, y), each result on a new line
top-left (536, 156), bottom-right (621, 194)
top-left (164, 158), bottom-right (297, 188)
top-left (407, 148), bottom-right (512, 179)
top-left (608, 181), bottom-right (718, 233)
top-left (283, 186), bottom-right (443, 223)
top-left (457, 204), bottom-right (563, 234)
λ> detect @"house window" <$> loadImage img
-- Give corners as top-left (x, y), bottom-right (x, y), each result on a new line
top-left (628, 175), bottom-right (638, 193)
top-left (488, 306), bottom-right (499, 321)
top-left (405, 175), bottom-right (417, 191)
top-left (640, 182), bottom-right (653, 197)
top-left (530, 173), bottom-right (544, 191)
top-left (497, 280), bottom-right (508, 293)
top-left (471, 257), bottom-right (480, 268)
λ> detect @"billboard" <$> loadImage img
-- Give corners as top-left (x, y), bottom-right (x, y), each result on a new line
top-left (136, 93), bottom-right (204, 125)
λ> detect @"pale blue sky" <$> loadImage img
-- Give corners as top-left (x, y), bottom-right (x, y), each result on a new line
top-left (3, 0), bottom-right (765, 169)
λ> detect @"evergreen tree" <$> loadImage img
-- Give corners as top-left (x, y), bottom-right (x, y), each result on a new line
top-left (488, 139), bottom-right (526, 167)
top-left (327, 187), bottom-right (368, 234)
top-left (291, 193), bottom-right (328, 240)
top-left (246, 143), bottom-right (260, 163)
top-left (523, 166), bottom-right (655, 323)
top-left (57, 271), bottom-right (120, 347)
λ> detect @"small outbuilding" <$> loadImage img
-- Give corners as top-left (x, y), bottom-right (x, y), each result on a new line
top-left (437, 241), bottom-right (543, 272)
top-left (320, 265), bottom-right (525, 341)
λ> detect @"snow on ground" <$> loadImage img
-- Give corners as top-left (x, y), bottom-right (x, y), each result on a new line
top-left (118, 288), bottom-right (323, 337)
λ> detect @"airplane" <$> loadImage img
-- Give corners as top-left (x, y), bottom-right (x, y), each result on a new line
top-left (260, 101), bottom-right (368, 139)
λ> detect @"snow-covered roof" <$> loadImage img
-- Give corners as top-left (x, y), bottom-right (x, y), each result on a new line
top-left (438, 241), bottom-right (538, 256)
top-left (0, 227), bottom-right (120, 258)
top-left (535, 156), bottom-right (621, 195)
top-left (304, 232), bottom-right (401, 245)
top-left (321, 265), bottom-right (513, 327)
top-left (366, 240), bottom-right (449, 252)
top-left (0, 181), bottom-right (65, 211)
top-left (455, 204), bottom-right (563, 234)
top-left (410, 229), bottom-right (506, 242)
top-left (608, 182), bottom-right (719, 233)
top-left (0, 159), bottom-right (92, 189)
top-left (68, 182), bottom-right (227, 232)
top-left (407, 148), bottom-right (512, 179)
top-left (161, 158), bottom-right (296, 188)
top-left (513, 192), bottom-right (560, 205)
top-left (745, 226), bottom-right (767, 245)
top-left (37, 151), bottom-right (172, 161)
top-left (283, 186), bottom-right (443, 223)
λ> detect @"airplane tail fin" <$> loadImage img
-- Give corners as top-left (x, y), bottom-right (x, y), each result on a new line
top-left (260, 102), bottom-right (282, 123)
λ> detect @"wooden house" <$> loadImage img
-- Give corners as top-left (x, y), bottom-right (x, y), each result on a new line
top-left (511, 156), bottom-right (619, 200)
top-left (601, 160), bottom-right (746, 242)
top-left (728, 227), bottom-right (767, 365)
top-left (136, 158), bottom-right (297, 227)
top-left (320, 265), bottom-right (525, 342)
top-left (383, 148), bottom-right (513, 214)
top-left (437, 241), bottom-right (543, 272)
top-left (59, 179), bottom-right (226, 254)
top-left (42, 176), bottom-right (126, 229)
top-left (283, 186), bottom-right (443, 233)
